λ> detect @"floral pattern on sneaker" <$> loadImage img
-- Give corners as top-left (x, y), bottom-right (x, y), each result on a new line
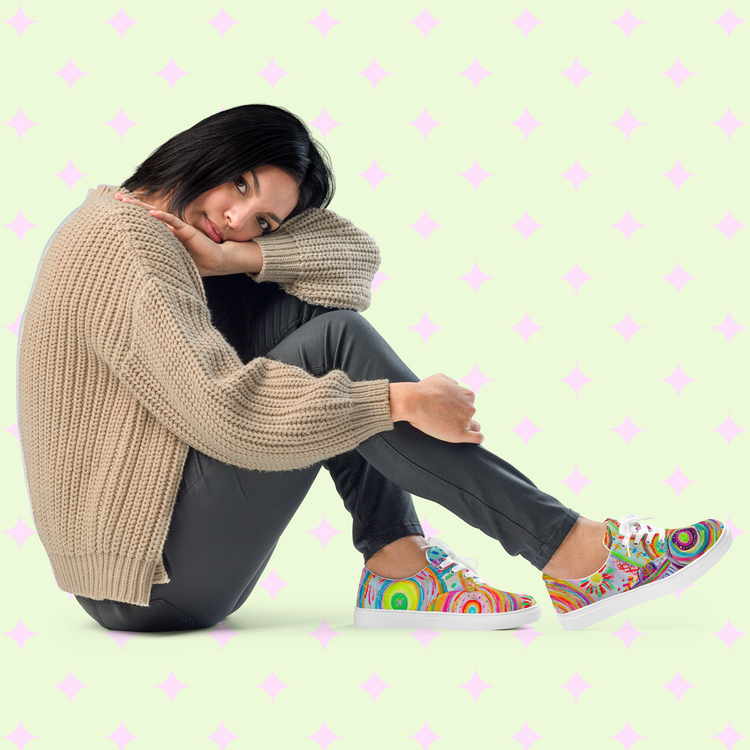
top-left (543, 514), bottom-right (725, 615)
top-left (357, 539), bottom-right (537, 614)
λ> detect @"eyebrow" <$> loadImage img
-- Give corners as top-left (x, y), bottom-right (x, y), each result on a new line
top-left (249, 168), bottom-right (282, 227)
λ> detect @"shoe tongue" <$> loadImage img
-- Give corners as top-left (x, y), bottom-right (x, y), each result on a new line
top-left (425, 539), bottom-right (452, 565)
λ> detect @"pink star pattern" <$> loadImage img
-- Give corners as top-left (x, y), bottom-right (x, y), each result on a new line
top-left (512, 624), bottom-right (541, 651)
top-left (512, 721), bottom-right (542, 749)
top-left (511, 210), bottom-right (543, 242)
top-left (714, 107), bottom-right (744, 139)
top-left (106, 107), bottom-right (137, 140)
top-left (725, 515), bottom-right (745, 540)
top-left (460, 262), bottom-right (492, 294)
top-left (561, 670), bottom-right (591, 702)
top-left (663, 159), bottom-right (694, 191)
top-left (410, 7), bottom-right (441, 38)
top-left (714, 7), bottom-right (745, 37)
top-left (310, 108), bottom-right (339, 139)
top-left (561, 56), bottom-right (592, 90)
top-left (612, 312), bottom-right (644, 344)
top-left (157, 669), bottom-right (187, 703)
top-left (713, 414), bottom-right (745, 446)
top-left (613, 107), bottom-right (643, 139)
top-left (613, 209), bottom-right (644, 242)
top-left (420, 517), bottom-right (440, 539)
top-left (611, 413), bottom-right (644, 446)
top-left (258, 567), bottom-right (289, 600)
top-left (106, 6), bottom-right (137, 39)
top-left (714, 721), bottom-right (745, 749)
top-left (409, 211), bottom-right (441, 242)
top-left (5, 107), bottom-right (36, 139)
top-left (662, 262), bottom-right (695, 294)
top-left (410, 721), bottom-right (440, 749)
top-left (208, 620), bottom-right (238, 651)
top-left (107, 630), bottom-right (137, 651)
top-left (663, 670), bottom-right (693, 702)
top-left (358, 670), bottom-right (389, 702)
top-left (309, 515), bottom-right (340, 548)
top-left (713, 618), bottom-right (744, 651)
top-left (5, 618), bottom-right (35, 650)
top-left (56, 670), bottom-right (86, 702)
top-left (310, 722), bottom-right (340, 749)
top-left (460, 159), bottom-right (491, 190)
top-left (371, 268), bottom-right (391, 294)
top-left (614, 618), bottom-right (642, 651)
top-left (713, 313), bottom-right (745, 344)
top-left (714, 210), bottom-right (745, 242)
top-left (410, 108), bottom-right (440, 139)
top-left (512, 107), bottom-right (542, 140)
top-left (4, 515), bottom-right (36, 548)
top-left (461, 364), bottom-right (491, 396)
top-left (560, 465), bottom-right (592, 498)
top-left (510, 413), bottom-right (542, 447)
top-left (309, 618), bottom-right (339, 651)
top-left (461, 669), bottom-right (490, 701)
top-left (107, 721), bottom-right (138, 749)
top-left (411, 628), bottom-right (439, 650)
top-left (561, 364), bottom-right (593, 397)
top-left (359, 57), bottom-right (390, 89)
top-left (663, 56), bottom-right (695, 89)
top-left (207, 6), bottom-right (238, 39)
top-left (511, 312), bottom-right (542, 344)
top-left (511, 7), bottom-right (542, 39)
top-left (157, 57), bottom-right (187, 90)
top-left (257, 670), bottom-right (287, 702)
top-left (5, 722), bottom-right (36, 749)
top-left (460, 57), bottom-right (492, 89)
top-left (359, 159), bottom-right (390, 191)
top-left (661, 464), bottom-right (694, 497)
top-left (55, 159), bottom-right (87, 192)
top-left (258, 57), bottom-right (288, 89)
top-left (612, 6), bottom-right (643, 38)
top-left (562, 159), bottom-right (592, 191)
top-left (55, 57), bottom-right (87, 89)
top-left (5, 5), bottom-right (35, 37)
top-left (309, 6), bottom-right (340, 38)
top-left (561, 261), bottom-right (594, 295)
top-left (409, 312), bottom-right (442, 344)
top-left (613, 720), bottom-right (643, 749)
top-left (207, 721), bottom-right (238, 749)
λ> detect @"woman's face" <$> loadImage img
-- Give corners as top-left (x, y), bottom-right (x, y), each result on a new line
top-left (182, 165), bottom-right (300, 244)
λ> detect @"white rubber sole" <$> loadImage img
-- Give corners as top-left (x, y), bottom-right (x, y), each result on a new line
top-left (556, 526), bottom-right (734, 631)
top-left (353, 602), bottom-right (542, 631)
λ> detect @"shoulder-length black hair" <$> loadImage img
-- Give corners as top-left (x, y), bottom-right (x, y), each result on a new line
top-left (121, 103), bottom-right (335, 222)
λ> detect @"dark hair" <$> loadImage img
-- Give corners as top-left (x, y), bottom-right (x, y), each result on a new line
top-left (121, 104), bottom-right (334, 222)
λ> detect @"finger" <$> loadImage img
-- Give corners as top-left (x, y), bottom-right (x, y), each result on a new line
top-left (468, 419), bottom-right (481, 432)
top-left (149, 209), bottom-right (188, 230)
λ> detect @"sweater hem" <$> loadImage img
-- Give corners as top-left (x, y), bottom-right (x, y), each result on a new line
top-left (49, 552), bottom-right (159, 607)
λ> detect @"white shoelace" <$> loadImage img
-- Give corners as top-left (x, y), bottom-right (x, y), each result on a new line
top-left (617, 514), bottom-right (666, 556)
top-left (420, 537), bottom-right (487, 584)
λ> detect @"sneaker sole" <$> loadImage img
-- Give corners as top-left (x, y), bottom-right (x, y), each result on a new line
top-left (353, 602), bottom-right (542, 631)
top-left (556, 526), bottom-right (734, 631)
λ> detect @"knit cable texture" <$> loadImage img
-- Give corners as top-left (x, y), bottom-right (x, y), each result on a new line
top-left (18, 184), bottom-right (394, 606)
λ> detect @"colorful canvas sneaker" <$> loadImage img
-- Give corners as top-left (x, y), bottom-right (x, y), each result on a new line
top-left (353, 537), bottom-right (540, 630)
top-left (543, 514), bottom-right (732, 631)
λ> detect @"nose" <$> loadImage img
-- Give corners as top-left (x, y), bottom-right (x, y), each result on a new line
top-left (225, 200), bottom-right (254, 234)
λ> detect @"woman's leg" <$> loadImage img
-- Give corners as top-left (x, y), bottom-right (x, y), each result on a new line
top-left (76, 277), bottom-right (423, 631)
top-left (262, 309), bottom-right (581, 571)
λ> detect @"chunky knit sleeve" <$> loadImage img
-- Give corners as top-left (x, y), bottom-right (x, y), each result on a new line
top-left (115, 275), bottom-right (395, 472)
top-left (246, 208), bottom-right (381, 312)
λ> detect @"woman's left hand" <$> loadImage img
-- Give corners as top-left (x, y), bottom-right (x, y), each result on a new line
top-left (113, 192), bottom-right (227, 277)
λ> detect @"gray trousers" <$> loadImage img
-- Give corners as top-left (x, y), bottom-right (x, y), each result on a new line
top-left (77, 275), bottom-right (579, 631)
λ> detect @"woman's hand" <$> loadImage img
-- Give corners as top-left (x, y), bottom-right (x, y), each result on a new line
top-left (113, 193), bottom-right (227, 277)
top-left (389, 374), bottom-right (484, 445)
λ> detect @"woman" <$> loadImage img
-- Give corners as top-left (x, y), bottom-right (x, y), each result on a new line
top-left (17, 104), bottom-right (731, 634)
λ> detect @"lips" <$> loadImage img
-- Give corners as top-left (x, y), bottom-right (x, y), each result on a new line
top-left (205, 217), bottom-right (223, 243)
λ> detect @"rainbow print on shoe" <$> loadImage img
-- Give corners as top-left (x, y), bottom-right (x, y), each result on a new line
top-left (543, 514), bottom-right (733, 631)
top-left (353, 537), bottom-right (540, 631)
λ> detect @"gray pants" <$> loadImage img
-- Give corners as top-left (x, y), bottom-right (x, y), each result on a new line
top-left (76, 276), bottom-right (579, 631)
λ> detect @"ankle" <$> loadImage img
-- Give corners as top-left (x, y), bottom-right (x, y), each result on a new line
top-left (542, 518), bottom-right (609, 580)
top-left (365, 535), bottom-right (429, 579)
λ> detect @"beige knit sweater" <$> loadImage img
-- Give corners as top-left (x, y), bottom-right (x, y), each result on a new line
top-left (17, 184), bottom-right (395, 606)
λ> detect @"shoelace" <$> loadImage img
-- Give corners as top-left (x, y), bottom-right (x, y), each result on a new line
top-left (617, 514), bottom-right (666, 556)
top-left (420, 537), bottom-right (487, 584)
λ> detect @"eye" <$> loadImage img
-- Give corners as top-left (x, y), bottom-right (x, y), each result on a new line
top-left (258, 216), bottom-right (271, 233)
top-left (235, 177), bottom-right (247, 195)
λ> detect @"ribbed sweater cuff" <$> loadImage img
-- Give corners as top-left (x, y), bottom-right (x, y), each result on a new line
top-left (348, 379), bottom-right (395, 439)
top-left (246, 233), bottom-right (301, 284)
top-left (49, 552), bottom-right (158, 607)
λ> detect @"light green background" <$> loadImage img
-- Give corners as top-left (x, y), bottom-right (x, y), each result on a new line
top-left (2, 0), bottom-right (748, 748)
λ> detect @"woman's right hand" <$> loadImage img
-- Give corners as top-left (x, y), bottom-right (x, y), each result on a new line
top-left (389, 374), bottom-right (484, 445)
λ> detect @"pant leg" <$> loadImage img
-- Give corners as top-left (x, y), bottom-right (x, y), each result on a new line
top-left (262, 309), bottom-right (580, 571)
top-left (76, 278), bottom-right (422, 631)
